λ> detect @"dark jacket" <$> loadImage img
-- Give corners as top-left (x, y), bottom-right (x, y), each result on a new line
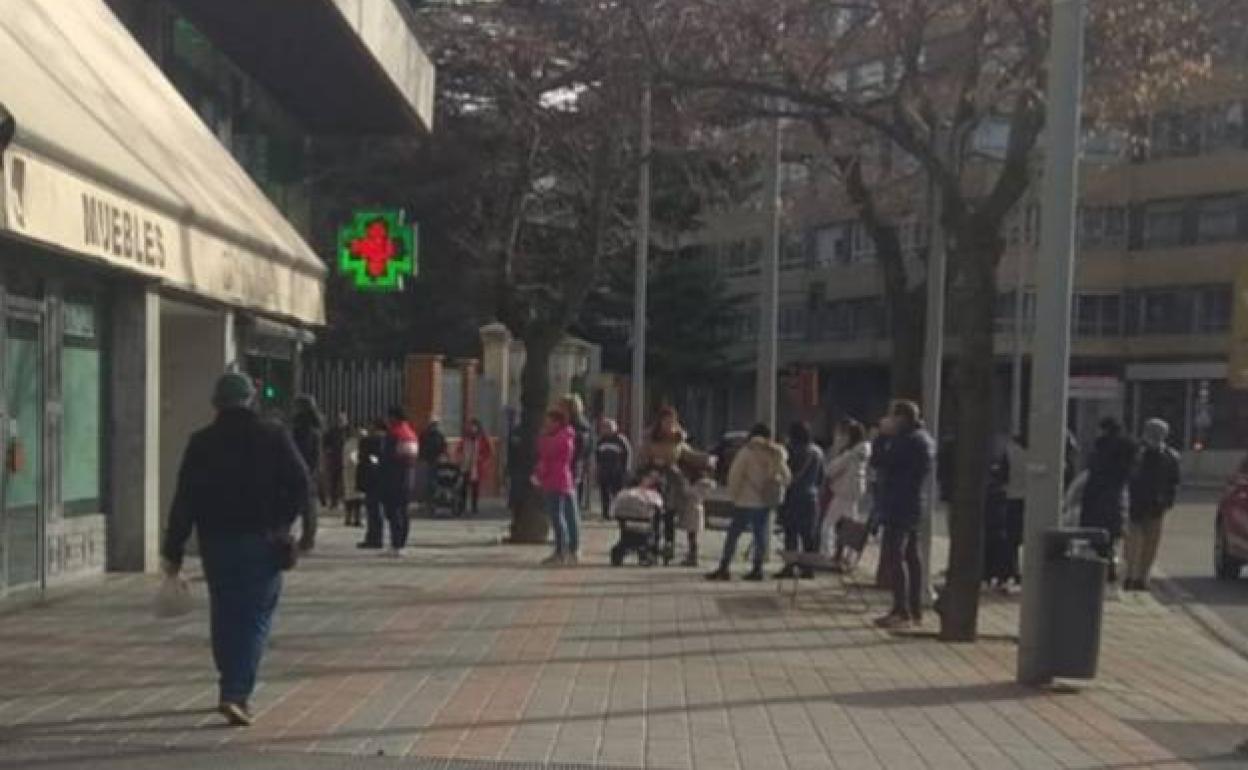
top-left (292, 410), bottom-right (323, 474)
top-left (1128, 444), bottom-right (1181, 521)
top-left (418, 423), bottom-right (447, 463)
top-left (782, 442), bottom-right (825, 520)
top-left (162, 408), bottom-right (312, 567)
top-left (355, 433), bottom-right (384, 495)
top-left (871, 424), bottom-right (935, 529)
top-left (595, 433), bottom-right (632, 483)
top-left (1080, 432), bottom-right (1136, 534)
top-left (571, 416), bottom-right (593, 481)
top-left (323, 424), bottom-right (348, 470)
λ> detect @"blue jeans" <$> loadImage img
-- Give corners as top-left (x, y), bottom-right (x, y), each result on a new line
top-left (544, 492), bottom-right (580, 554)
top-left (718, 506), bottom-right (770, 573)
top-left (199, 533), bottom-right (283, 705)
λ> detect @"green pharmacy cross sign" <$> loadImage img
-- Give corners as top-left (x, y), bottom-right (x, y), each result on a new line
top-left (337, 209), bottom-right (417, 291)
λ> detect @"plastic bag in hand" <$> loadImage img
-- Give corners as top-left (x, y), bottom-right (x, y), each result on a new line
top-left (153, 574), bottom-right (193, 619)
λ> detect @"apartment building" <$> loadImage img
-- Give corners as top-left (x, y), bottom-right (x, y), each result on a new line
top-left (694, 68), bottom-right (1248, 480)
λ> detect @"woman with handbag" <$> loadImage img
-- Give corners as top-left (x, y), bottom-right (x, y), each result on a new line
top-left (706, 423), bottom-right (791, 582)
top-left (776, 422), bottom-right (824, 579)
top-left (821, 418), bottom-right (872, 571)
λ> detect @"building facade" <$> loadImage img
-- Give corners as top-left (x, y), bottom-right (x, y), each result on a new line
top-left (0, 0), bottom-right (433, 598)
top-left (697, 69), bottom-right (1248, 481)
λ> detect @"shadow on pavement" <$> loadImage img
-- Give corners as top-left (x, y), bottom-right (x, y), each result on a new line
top-left (1124, 719), bottom-right (1247, 769)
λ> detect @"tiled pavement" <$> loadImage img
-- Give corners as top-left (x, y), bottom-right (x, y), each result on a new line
top-left (2, 508), bottom-right (1247, 769)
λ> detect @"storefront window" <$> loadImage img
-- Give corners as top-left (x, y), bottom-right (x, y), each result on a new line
top-left (62, 299), bottom-right (103, 516)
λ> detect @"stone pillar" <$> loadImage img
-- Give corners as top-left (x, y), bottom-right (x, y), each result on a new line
top-left (478, 323), bottom-right (512, 436)
top-left (461, 359), bottom-right (479, 425)
top-left (404, 354), bottom-right (443, 432)
top-left (108, 286), bottom-right (161, 572)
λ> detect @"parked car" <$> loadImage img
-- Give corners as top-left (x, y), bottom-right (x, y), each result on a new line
top-left (1215, 455), bottom-right (1248, 580)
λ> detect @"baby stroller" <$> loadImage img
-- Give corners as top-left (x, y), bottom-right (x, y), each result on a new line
top-left (609, 485), bottom-right (664, 566)
top-left (430, 460), bottom-right (464, 517)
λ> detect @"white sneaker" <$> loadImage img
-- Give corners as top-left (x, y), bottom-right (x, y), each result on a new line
top-left (384, 548), bottom-right (406, 559)
top-left (540, 553), bottom-right (563, 566)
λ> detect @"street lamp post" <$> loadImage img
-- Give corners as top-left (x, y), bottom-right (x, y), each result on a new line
top-left (756, 113), bottom-right (782, 428)
top-left (630, 80), bottom-right (652, 450)
top-left (1018, 0), bottom-right (1086, 686)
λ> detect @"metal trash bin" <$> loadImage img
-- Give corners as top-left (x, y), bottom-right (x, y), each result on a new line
top-left (1043, 528), bottom-right (1109, 679)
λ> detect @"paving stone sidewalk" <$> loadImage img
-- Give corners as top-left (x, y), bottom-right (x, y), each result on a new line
top-left (1, 507), bottom-right (1247, 769)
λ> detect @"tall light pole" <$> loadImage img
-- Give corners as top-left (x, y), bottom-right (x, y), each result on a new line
top-left (756, 113), bottom-right (782, 428)
top-left (630, 80), bottom-right (652, 450)
top-left (1018, 0), bottom-right (1086, 686)
top-left (920, 171), bottom-right (947, 603)
top-left (1011, 247), bottom-right (1031, 437)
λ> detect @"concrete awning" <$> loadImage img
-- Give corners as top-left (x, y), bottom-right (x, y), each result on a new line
top-left (169, 0), bottom-right (435, 134)
top-left (0, 0), bottom-right (325, 326)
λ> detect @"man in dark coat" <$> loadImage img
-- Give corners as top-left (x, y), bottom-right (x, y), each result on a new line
top-left (1124, 418), bottom-right (1181, 591)
top-left (417, 417), bottom-right (447, 511)
top-left (355, 419), bottom-right (387, 549)
top-left (162, 373), bottom-right (312, 727)
top-left (871, 399), bottom-right (935, 629)
top-left (1080, 417), bottom-right (1137, 582)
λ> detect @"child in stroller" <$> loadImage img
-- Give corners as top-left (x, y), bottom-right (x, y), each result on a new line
top-left (609, 470), bottom-right (665, 566)
top-left (430, 453), bottom-right (465, 517)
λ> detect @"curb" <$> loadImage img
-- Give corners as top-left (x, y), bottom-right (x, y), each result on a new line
top-left (1153, 568), bottom-right (1248, 663)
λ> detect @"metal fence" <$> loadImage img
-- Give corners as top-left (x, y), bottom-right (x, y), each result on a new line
top-left (301, 359), bottom-right (405, 427)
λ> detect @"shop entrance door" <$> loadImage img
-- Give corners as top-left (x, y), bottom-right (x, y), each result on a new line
top-left (2, 311), bottom-right (45, 594)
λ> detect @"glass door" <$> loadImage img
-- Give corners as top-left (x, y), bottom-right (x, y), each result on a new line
top-left (3, 315), bottom-right (44, 593)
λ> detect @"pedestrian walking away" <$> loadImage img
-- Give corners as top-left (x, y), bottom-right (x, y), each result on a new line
top-left (595, 418), bottom-right (632, 519)
top-left (290, 394), bottom-right (323, 551)
top-left (982, 438), bottom-right (1012, 589)
top-left (381, 407), bottom-right (420, 556)
top-left (1080, 417), bottom-right (1137, 583)
top-left (776, 422), bottom-right (824, 580)
top-left (1124, 418), bottom-right (1181, 591)
top-left (323, 410), bottom-right (350, 515)
top-left (161, 372), bottom-right (313, 728)
top-left (872, 400), bottom-right (935, 629)
top-left (355, 419), bottom-right (387, 549)
top-left (536, 409), bottom-right (580, 565)
top-left (706, 422), bottom-right (791, 582)
top-left (822, 417), bottom-right (871, 571)
top-left (456, 418), bottom-right (493, 516)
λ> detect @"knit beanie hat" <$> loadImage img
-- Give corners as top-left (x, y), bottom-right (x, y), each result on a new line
top-left (212, 372), bottom-right (255, 410)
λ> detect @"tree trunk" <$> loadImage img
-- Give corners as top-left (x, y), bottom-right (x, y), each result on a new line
top-left (509, 330), bottom-right (559, 544)
top-left (887, 283), bottom-right (926, 401)
top-left (939, 230), bottom-right (1001, 643)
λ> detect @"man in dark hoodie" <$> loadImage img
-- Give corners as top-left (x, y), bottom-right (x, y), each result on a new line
top-left (162, 373), bottom-right (311, 727)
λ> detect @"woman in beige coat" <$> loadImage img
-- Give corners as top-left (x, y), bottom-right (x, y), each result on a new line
top-left (706, 423), bottom-right (791, 581)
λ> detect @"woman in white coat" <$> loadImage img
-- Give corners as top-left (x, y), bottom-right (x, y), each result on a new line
top-left (822, 418), bottom-right (872, 566)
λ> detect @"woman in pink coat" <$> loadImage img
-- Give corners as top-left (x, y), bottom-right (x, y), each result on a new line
top-left (535, 409), bottom-right (580, 565)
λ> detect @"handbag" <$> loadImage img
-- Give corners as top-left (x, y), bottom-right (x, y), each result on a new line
top-left (836, 517), bottom-right (870, 553)
top-left (269, 530), bottom-right (299, 571)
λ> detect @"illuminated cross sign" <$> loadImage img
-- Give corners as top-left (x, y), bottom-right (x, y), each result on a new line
top-left (337, 210), bottom-right (417, 291)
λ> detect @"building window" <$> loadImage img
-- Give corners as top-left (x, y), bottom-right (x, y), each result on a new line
top-left (1007, 203), bottom-right (1041, 248)
top-left (850, 222), bottom-right (876, 263)
top-left (1074, 294), bottom-right (1123, 337)
top-left (995, 291), bottom-right (1036, 335)
top-left (1078, 205), bottom-right (1127, 249)
top-left (1196, 196), bottom-right (1243, 243)
top-left (779, 306), bottom-right (808, 340)
top-left (1141, 200), bottom-right (1188, 249)
top-left (813, 223), bottom-right (851, 268)
top-left (780, 231), bottom-right (807, 271)
top-left (1196, 285), bottom-right (1232, 333)
top-left (722, 238), bottom-right (762, 277)
top-left (61, 297), bottom-right (104, 516)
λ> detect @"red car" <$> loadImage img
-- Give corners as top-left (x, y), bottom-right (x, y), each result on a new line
top-left (1215, 456), bottom-right (1248, 580)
